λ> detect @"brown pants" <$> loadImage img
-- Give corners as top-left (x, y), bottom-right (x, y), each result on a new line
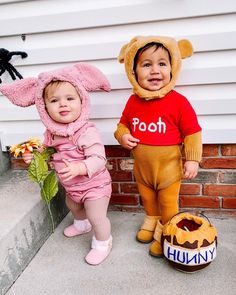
top-left (132, 144), bottom-right (182, 224)
top-left (137, 180), bottom-right (181, 224)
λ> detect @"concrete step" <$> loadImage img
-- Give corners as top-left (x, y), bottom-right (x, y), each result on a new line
top-left (0, 170), bottom-right (67, 295)
top-left (3, 211), bottom-right (236, 295)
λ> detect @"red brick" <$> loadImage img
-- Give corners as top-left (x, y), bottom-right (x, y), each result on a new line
top-left (106, 159), bottom-right (117, 171)
top-left (182, 171), bottom-right (218, 184)
top-left (110, 194), bottom-right (139, 205)
top-left (221, 144), bottom-right (236, 156)
top-left (222, 197), bottom-right (236, 209)
top-left (219, 171), bottom-right (236, 184)
top-left (118, 159), bottom-right (134, 171)
top-left (105, 146), bottom-right (131, 158)
top-left (112, 183), bottom-right (119, 194)
top-left (203, 185), bottom-right (236, 197)
top-left (110, 170), bottom-right (133, 182)
top-left (200, 158), bottom-right (236, 169)
top-left (108, 205), bottom-right (143, 213)
top-left (180, 184), bottom-right (201, 195)
top-left (202, 145), bottom-right (219, 157)
top-left (120, 183), bottom-right (139, 194)
top-left (180, 196), bottom-right (220, 208)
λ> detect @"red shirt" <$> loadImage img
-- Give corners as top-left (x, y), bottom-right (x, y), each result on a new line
top-left (119, 90), bottom-right (201, 145)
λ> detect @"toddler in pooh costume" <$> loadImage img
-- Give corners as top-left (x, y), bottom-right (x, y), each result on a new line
top-left (114, 35), bottom-right (202, 257)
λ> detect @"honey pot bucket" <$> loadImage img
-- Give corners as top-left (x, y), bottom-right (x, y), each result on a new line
top-left (161, 212), bottom-right (217, 273)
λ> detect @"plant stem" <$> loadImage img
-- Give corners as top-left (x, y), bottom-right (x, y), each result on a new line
top-left (46, 200), bottom-right (55, 233)
top-left (39, 182), bottom-right (55, 233)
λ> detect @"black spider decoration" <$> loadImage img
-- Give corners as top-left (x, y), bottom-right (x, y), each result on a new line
top-left (0, 48), bottom-right (28, 83)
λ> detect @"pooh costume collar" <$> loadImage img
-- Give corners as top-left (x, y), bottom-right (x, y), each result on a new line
top-left (0, 63), bottom-right (110, 137)
top-left (118, 35), bottom-right (193, 100)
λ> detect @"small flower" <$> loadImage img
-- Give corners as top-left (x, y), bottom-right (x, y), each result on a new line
top-left (10, 138), bottom-right (43, 158)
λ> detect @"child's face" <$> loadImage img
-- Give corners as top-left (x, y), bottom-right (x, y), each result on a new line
top-left (44, 82), bottom-right (82, 124)
top-left (135, 46), bottom-right (171, 91)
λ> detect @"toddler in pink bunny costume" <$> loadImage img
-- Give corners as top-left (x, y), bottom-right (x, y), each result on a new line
top-left (0, 63), bottom-right (112, 265)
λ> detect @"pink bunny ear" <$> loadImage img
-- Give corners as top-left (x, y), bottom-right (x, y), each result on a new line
top-left (73, 63), bottom-right (111, 92)
top-left (0, 78), bottom-right (38, 107)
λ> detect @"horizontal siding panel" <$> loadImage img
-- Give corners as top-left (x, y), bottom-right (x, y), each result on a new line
top-left (203, 129), bottom-right (236, 144)
top-left (0, 0), bottom-right (26, 3)
top-left (190, 31), bottom-right (236, 52)
top-left (1, 14), bottom-right (236, 54)
top-left (199, 115), bottom-right (236, 144)
top-left (1, 32), bottom-right (235, 67)
top-left (0, 0), bottom-right (236, 36)
top-left (0, 120), bottom-right (45, 151)
top-left (199, 114), bottom-right (236, 129)
top-left (1, 49), bottom-right (236, 86)
top-left (178, 65), bottom-right (236, 85)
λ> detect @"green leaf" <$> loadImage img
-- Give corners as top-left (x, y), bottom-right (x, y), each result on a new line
top-left (41, 147), bottom-right (56, 161)
top-left (41, 171), bottom-right (59, 202)
top-left (28, 151), bottom-right (48, 183)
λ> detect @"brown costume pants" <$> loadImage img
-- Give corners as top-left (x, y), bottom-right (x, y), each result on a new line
top-left (136, 180), bottom-right (181, 224)
top-left (132, 144), bottom-right (183, 224)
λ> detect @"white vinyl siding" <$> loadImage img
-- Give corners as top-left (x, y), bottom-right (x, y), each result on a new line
top-left (0, 0), bottom-right (236, 150)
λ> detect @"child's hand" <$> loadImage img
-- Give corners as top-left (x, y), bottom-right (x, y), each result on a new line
top-left (120, 134), bottom-right (140, 150)
top-left (22, 151), bottom-right (33, 164)
top-left (183, 161), bottom-right (199, 180)
top-left (58, 159), bottom-right (87, 182)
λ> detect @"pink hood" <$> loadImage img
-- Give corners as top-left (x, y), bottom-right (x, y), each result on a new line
top-left (0, 63), bottom-right (110, 136)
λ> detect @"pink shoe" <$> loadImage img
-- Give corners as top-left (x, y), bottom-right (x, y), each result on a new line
top-left (85, 235), bottom-right (112, 265)
top-left (63, 219), bottom-right (92, 237)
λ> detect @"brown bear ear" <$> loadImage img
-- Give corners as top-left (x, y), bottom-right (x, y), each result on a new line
top-left (118, 36), bottom-right (141, 63)
top-left (178, 39), bottom-right (193, 59)
top-left (118, 43), bottom-right (129, 63)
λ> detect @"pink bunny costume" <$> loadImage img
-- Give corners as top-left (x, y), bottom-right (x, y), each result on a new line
top-left (0, 63), bottom-right (112, 203)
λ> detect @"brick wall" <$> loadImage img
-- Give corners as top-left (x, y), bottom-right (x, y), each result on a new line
top-left (10, 144), bottom-right (236, 218)
top-left (106, 144), bottom-right (236, 218)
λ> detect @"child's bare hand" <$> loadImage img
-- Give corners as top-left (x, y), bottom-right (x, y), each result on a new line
top-left (120, 134), bottom-right (139, 150)
top-left (183, 161), bottom-right (199, 180)
top-left (59, 159), bottom-right (87, 182)
top-left (22, 152), bottom-right (33, 164)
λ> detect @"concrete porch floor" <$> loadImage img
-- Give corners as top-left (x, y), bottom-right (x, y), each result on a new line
top-left (5, 211), bottom-right (236, 295)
